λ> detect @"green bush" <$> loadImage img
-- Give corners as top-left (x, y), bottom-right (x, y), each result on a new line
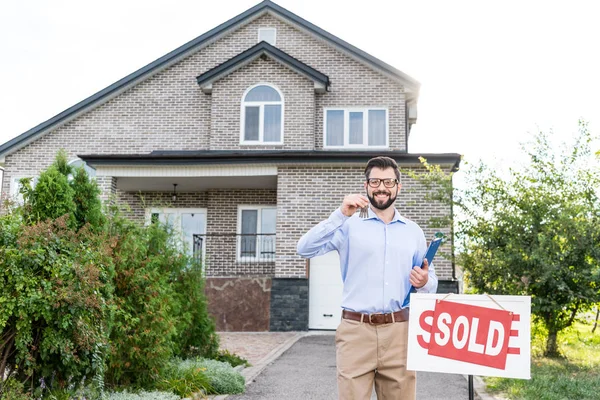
top-left (20, 150), bottom-right (76, 228)
top-left (105, 210), bottom-right (218, 388)
top-left (0, 377), bottom-right (29, 400)
top-left (107, 390), bottom-right (180, 400)
top-left (178, 358), bottom-right (245, 395)
top-left (171, 258), bottom-right (219, 360)
top-left (155, 359), bottom-right (213, 397)
top-left (0, 213), bottom-right (114, 390)
top-left (1, 150), bottom-right (219, 395)
top-left (215, 349), bottom-right (250, 368)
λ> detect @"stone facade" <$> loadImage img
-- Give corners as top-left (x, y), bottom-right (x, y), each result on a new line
top-left (0, 5), bottom-right (457, 331)
top-left (206, 277), bottom-right (272, 331)
top-left (269, 278), bottom-right (309, 331)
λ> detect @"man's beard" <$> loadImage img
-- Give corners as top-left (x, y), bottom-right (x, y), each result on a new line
top-left (367, 189), bottom-right (397, 210)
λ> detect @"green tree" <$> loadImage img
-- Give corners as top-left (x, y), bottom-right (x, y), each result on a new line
top-left (457, 122), bottom-right (600, 356)
top-left (71, 166), bottom-right (105, 230)
top-left (20, 150), bottom-right (76, 227)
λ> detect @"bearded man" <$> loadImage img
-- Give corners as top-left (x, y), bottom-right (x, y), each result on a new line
top-left (297, 156), bottom-right (437, 400)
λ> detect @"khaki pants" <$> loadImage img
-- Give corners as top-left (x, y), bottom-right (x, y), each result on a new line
top-left (335, 318), bottom-right (415, 400)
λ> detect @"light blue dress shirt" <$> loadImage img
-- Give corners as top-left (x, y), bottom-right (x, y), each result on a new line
top-left (297, 207), bottom-right (438, 314)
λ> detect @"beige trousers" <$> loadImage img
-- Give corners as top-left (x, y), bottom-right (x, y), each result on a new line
top-left (335, 318), bottom-right (416, 400)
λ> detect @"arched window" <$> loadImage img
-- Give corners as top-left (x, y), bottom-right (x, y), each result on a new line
top-left (241, 84), bottom-right (283, 144)
top-left (68, 158), bottom-right (96, 180)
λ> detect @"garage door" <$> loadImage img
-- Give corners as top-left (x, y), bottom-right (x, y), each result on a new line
top-left (309, 251), bottom-right (344, 330)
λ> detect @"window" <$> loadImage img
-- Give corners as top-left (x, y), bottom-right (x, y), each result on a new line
top-left (258, 28), bottom-right (276, 45)
top-left (237, 205), bottom-right (276, 261)
top-left (324, 108), bottom-right (388, 148)
top-left (147, 208), bottom-right (207, 262)
top-left (10, 175), bottom-right (39, 204)
top-left (241, 84), bottom-right (284, 144)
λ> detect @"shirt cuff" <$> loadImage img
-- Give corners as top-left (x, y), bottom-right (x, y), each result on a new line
top-left (415, 277), bottom-right (435, 293)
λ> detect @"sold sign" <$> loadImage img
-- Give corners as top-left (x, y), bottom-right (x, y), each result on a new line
top-left (407, 294), bottom-right (531, 379)
top-left (418, 300), bottom-right (514, 369)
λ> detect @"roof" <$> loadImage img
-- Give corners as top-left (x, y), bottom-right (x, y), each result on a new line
top-left (78, 150), bottom-right (461, 172)
top-left (196, 41), bottom-right (330, 93)
top-left (0, 0), bottom-right (420, 160)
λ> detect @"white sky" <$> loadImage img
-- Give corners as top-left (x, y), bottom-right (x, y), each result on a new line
top-left (1, 0), bottom-right (599, 174)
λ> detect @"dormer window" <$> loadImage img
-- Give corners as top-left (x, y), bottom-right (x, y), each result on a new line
top-left (258, 28), bottom-right (276, 45)
top-left (241, 84), bottom-right (284, 144)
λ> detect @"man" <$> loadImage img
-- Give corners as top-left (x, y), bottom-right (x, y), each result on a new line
top-left (297, 156), bottom-right (437, 400)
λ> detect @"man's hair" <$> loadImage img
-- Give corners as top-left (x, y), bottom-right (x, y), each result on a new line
top-left (364, 156), bottom-right (400, 181)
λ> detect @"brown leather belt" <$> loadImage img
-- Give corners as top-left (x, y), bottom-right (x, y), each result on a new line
top-left (342, 308), bottom-right (409, 325)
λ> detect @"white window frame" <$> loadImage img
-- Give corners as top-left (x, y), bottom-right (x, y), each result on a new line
top-left (323, 107), bottom-right (389, 149)
top-left (240, 83), bottom-right (285, 145)
top-left (237, 205), bottom-right (277, 262)
top-left (258, 28), bottom-right (277, 45)
top-left (10, 175), bottom-right (39, 204)
top-left (146, 207), bottom-right (208, 264)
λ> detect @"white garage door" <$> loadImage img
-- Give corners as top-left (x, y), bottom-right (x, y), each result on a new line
top-left (309, 251), bottom-right (344, 330)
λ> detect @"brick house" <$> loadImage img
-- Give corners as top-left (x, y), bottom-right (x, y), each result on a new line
top-left (0, 0), bottom-right (460, 331)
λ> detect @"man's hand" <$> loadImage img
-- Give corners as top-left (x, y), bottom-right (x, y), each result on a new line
top-left (340, 194), bottom-right (370, 217)
top-left (410, 259), bottom-right (429, 288)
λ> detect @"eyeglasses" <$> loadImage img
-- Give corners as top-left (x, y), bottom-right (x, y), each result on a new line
top-left (367, 178), bottom-right (398, 188)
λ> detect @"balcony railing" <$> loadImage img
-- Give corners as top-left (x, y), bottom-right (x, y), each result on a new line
top-left (193, 233), bottom-right (276, 264)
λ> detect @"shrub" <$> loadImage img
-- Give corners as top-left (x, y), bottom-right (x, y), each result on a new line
top-left (215, 349), bottom-right (250, 368)
top-left (1, 150), bottom-right (219, 394)
top-left (20, 150), bottom-right (76, 228)
top-left (0, 377), bottom-right (29, 400)
top-left (105, 215), bottom-right (180, 386)
top-left (171, 258), bottom-right (219, 360)
top-left (107, 390), bottom-right (180, 400)
top-left (105, 210), bottom-right (218, 388)
top-left (71, 166), bottom-right (105, 230)
top-left (155, 359), bottom-right (213, 398)
top-left (0, 213), bottom-right (114, 391)
top-left (177, 358), bottom-right (245, 395)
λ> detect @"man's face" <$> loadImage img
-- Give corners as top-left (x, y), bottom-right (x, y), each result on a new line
top-left (364, 167), bottom-right (401, 210)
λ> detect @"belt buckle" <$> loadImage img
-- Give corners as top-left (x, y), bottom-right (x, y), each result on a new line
top-left (369, 312), bottom-right (383, 324)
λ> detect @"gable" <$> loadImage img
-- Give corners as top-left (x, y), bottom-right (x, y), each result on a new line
top-left (0, 1), bottom-right (419, 160)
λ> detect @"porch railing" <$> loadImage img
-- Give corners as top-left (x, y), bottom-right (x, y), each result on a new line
top-left (193, 233), bottom-right (276, 264)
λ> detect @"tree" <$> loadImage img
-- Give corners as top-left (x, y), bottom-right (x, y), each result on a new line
top-left (456, 122), bottom-right (600, 356)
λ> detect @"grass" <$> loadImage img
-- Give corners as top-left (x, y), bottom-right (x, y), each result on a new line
top-left (484, 320), bottom-right (600, 400)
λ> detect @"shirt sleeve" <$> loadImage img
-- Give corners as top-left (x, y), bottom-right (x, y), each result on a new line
top-left (297, 208), bottom-right (349, 258)
top-left (414, 228), bottom-right (438, 294)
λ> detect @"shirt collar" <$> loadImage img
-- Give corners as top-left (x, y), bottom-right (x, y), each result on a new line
top-left (364, 207), bottom-right (407, 224)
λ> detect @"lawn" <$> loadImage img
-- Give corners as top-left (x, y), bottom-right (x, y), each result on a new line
top-left (484, 320), bottom-right (600, 400)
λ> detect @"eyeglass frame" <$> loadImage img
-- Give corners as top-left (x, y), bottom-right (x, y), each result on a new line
top-left (366, 178), bottom-right (399, 188)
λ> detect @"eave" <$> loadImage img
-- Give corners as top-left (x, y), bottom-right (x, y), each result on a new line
top-left (79, 150), bottom-right (461, 172)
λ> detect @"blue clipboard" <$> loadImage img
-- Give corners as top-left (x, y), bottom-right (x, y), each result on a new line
top-left (423, 237), bottom-right (443, 267)
top-left (401, 236), bottom-right (443, 307)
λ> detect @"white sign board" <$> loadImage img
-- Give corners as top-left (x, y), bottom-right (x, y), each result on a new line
top-left (407, 293), bottom-right (531, 379)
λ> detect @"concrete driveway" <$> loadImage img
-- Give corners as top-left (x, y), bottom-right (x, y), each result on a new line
top-left (228, 334), bottom-right (480, 400)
